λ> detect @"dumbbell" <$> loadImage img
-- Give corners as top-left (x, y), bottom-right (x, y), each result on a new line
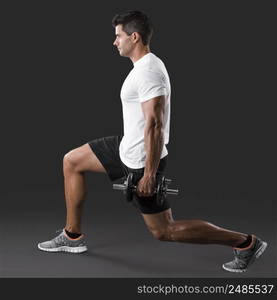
top-left (113, 173), bottom-right (179, 204)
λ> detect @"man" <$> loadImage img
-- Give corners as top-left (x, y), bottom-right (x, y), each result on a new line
top-left (38, 11), bottom-right (267, 273)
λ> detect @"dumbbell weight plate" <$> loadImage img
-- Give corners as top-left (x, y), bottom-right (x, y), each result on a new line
top-left (125, 173), bottom-right (134, 202)
top-left (156, 175), bottom-right (165, 205)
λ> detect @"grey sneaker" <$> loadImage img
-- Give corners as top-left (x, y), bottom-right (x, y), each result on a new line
top-left (38, 229), bottom-right (87, 253)
top-left (222, 235), bottom-right (267, 273)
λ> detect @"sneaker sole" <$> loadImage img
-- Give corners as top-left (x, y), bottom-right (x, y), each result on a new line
top-left (222, 241), bottom-right (268, 273)
top-left (38, 244), bottom-right (88, 253)
top-left (222, 264), bottom-right (247, 273)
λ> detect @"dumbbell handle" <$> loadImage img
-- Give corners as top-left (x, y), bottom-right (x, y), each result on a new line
top-left (166, 188), bottom-right (179, 195)
top-left (113, 184), bottom-right (128, 191)
top-left (113, 184), bottom-right (179, 195)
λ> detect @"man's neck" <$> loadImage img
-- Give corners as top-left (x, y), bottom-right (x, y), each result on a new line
top-left (129, 46), bottom-right (150, 64)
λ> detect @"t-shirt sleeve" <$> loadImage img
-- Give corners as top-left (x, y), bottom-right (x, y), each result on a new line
top-left (136, 70), bottom-right (167, 103)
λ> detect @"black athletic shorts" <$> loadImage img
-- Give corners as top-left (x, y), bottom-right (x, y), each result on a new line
top-left (88, 135), bottom-right (170, 214)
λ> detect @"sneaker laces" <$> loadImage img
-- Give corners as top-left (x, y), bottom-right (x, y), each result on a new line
top-left (53, 229), bottom-right (65, 243)
top-left (234, 248), bottom-right (253, 261)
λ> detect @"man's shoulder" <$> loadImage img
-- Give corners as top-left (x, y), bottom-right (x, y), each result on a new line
top-left (144, 53), bottom-right (164, 67)
top-left (136, 56), bottom-right (165, 75)
top-left (134, 66), bottom-right (164, 83)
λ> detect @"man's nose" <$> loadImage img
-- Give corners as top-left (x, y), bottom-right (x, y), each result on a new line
top-left (113, 40), bottom-right (117, 46)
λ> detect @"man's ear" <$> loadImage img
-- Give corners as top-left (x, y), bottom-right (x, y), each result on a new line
top-left (131, 32), bottom-right (141, 44)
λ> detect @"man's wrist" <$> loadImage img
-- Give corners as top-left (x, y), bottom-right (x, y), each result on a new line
top-left (143, 171), bottom-right (156, 179)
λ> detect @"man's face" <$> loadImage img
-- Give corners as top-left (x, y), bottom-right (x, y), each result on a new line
top-left (113, 25), bottom-right (134, 57)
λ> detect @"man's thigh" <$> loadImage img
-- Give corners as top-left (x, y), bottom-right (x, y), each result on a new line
top-left (65, 143), bottom-right (107, 173)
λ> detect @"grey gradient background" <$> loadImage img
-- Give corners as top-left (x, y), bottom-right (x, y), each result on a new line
top-left (1, 0), bottom-right (276, 278)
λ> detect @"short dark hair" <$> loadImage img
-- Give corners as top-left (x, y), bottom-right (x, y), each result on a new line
top-left (112, 10), bottom-right (153, 45)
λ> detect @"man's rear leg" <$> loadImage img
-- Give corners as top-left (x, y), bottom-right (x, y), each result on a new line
top-left (141, 208), bottom-right (248, 247)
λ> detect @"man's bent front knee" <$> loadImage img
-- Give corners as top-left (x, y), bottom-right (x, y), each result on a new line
top-left (63, 149), bottom-right (83, 173)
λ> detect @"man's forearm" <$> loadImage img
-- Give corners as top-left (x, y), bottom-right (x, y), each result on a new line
top-left (144, 121), bottom-right (164, 177)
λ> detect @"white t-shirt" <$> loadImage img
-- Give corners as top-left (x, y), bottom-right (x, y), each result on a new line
top-left (119, 52), bottom-right (171, 169)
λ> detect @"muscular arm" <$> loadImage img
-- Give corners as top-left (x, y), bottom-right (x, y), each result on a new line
top-left (136, 95), bottom-right (165, 196)
top-left (142, 95), bottom-right (165, 176)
